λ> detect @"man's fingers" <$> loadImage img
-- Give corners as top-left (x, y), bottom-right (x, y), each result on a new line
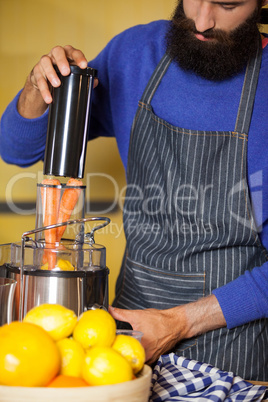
top-left (47, 46), bottom-right (72, 76)
top-left (38, 55), bottom-right (61, 86)
top-left (109, 306), bottom-right (127, 320)
top-left (108, 306), bottom-right (135, 325)
top-left (63, 45), bottom-right (88, 69)
top-left (93, 78), bottom-right (99, 88)
top-left (30, 45), bottom-right (89, 104)
top-left (31, 64), bottom-right (54, 104)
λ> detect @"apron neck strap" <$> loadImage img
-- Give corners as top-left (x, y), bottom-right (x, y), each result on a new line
top-left (234, 36), bottom-right (262, 134)
top-left (140, 53), bottom-right (172, 105)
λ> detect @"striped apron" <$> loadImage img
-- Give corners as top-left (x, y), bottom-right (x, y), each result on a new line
top-left (113, 40), bottom-right (268, 381)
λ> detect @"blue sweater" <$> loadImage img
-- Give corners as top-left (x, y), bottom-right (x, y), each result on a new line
top-left (1, 20), bottom-right (268, 328)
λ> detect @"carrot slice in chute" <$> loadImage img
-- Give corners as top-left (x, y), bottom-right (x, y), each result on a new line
top-left (41, 178), bottom-right (61, 269)
top-left (56, 178), bottom-right (83, 242)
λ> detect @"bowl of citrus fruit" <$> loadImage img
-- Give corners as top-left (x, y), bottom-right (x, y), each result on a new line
top-left (0, 304), bottom-right (152, 402)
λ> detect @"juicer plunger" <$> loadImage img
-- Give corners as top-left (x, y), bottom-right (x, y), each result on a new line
top-left (43, 65), bottom-right (97, 179)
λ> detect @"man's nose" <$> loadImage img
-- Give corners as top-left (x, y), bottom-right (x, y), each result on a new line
top-left (194, 3), bottom-right (215, 32)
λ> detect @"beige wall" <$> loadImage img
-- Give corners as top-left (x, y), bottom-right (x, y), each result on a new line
top-left (0, 0), bottom-right (267, 302)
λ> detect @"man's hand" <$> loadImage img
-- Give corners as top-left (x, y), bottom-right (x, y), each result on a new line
top-left (109, 294), bottom-right (226, 365)
top-left (109, 305), bottom-right (188, 364)
top-left (18, 45), bottom-right (98, 119)
top-left (30, 45), bottom-right (88, 104)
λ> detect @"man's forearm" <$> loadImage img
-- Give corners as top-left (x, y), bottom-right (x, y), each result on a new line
top-left (181, 294), bottom-right (227, 339)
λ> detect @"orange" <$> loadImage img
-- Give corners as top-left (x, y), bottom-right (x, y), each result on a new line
top-left (47, 374), bottom-right (89, 387)
top-left (82, 346), bottom-right (133, 386)
top-left (73, 309), bottom-right (116, 349)
top-left (0, 321), bottom-right (60, 387)
top-left (112, 334), bottom-right (145, 374)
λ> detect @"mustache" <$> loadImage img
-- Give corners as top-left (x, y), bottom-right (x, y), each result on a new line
top-left (172, 15), bottom-right (233, 45)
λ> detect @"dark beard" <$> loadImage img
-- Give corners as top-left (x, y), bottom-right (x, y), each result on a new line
top-left (166, 1), bottom-right (262, 81)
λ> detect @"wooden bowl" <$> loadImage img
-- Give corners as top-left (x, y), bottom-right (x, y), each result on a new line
top-left (0, 365), bottom-right (152, 402)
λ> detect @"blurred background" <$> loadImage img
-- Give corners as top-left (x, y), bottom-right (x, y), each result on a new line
top-left (0, 0), bottom-right (267, 303)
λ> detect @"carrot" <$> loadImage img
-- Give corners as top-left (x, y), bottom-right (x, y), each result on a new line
top-left (56, 178), bottom-right (83, 242)
top-left (41, 178), bottom-right (61, 269)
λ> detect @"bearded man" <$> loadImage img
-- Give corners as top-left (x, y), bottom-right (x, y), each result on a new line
top-left (1, 0), bottom-right (268, 381)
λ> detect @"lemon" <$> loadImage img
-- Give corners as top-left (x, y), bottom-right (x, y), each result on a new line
top-left (73, 309), bottom-right (116, 349)
top-left (0, 321), bottom-right (60, 387)
top-left (57, 337), bottom-right (85, 378)
top-left (41, 259), bottom-right (74, 271)
top-left (112, 334), bottom-right (145, 374)
top-left (23, 304), bottom-right (77, 341)
top-left (40, 262), bottom-right (49, 270)
top-left (56, 259), bottom-right (75, 271)
top-left (82, 346), bottom-right (133, 386)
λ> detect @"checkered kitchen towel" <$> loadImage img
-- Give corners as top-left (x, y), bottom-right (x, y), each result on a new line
top-left (149, 353), bottom-right (268, 402)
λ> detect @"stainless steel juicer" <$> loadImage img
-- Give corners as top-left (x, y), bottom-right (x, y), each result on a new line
top-left (0, 217), bottom-right (111, 320)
